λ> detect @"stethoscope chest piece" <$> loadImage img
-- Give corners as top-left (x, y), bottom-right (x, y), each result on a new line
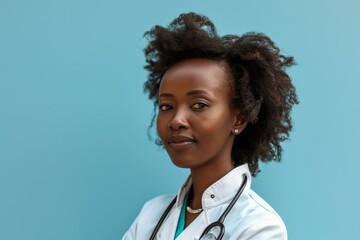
top-left (199, 232), bottom-right (218, 240)
top-left (199, 221), bottom-right (224, 240)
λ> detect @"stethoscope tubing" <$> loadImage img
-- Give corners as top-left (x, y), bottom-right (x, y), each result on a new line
top-left (149, 196), bottom-right (177, 240)
top-left (149, 174), bottom-right (248, 240)
top-left (199, 175), bottom-right (248, 239)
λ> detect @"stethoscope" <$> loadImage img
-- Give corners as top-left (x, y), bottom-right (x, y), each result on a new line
top-left (149, 175), bottom-right (248, 240)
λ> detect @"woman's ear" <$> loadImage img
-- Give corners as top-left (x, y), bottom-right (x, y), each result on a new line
top-left (232, 112), bottom-right (247, 135)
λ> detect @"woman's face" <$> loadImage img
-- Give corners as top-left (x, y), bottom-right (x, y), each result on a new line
top-left (157, 58), bottom-right (241, 170)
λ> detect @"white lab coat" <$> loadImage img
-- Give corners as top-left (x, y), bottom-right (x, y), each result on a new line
top-left (122, 164), bottom-right (287, 240)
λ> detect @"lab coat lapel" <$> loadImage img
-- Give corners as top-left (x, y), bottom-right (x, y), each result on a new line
top-left (175, 213), bottom-right (207, 240)
top-left (157, 206), bottom-right (180, 240)
top-left (157, 177), bottom-right (192, 240)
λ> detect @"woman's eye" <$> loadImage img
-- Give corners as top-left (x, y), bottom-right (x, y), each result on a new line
top-left (159, 104), bottom-right (173, 111)
top-left (192, 102), bottom-right (208, 110)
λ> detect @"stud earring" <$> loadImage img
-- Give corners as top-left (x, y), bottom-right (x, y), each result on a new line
top-left (234, 129), bottom-right (239, 134)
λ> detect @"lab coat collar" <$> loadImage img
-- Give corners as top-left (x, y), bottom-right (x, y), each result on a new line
top-left (175, 164), bottom-right (252, 210)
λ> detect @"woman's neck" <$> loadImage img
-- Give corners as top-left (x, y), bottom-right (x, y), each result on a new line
top-left (189, 161), bottom-right (234, 209)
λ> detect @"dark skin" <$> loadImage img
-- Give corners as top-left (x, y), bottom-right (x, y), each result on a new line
top-left (157, 58), bottom-right (247, 227)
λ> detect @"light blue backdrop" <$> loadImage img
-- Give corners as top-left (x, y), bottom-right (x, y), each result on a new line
top-left (1, 0), bottom-right (359, 239)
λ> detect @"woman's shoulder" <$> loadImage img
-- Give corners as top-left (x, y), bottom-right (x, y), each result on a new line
top-left (141, 194), bottom-right (175, 211)
top-left (136, 194), bottom-right (176, 224)
top-left (244, 189), bottom-right (284, 222)
top-left (122, 194), bottom-right (176, 239)
top-left (231, 189), bottom-right (287, 239)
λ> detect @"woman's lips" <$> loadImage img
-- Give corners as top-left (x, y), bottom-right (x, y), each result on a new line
top-left (167, 135), bottom-right (196, 151)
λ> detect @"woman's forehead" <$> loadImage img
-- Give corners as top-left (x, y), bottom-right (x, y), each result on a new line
top-left (159, 58), bottom-right (231, 94)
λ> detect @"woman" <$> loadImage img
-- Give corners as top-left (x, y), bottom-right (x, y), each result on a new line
top-left (123, 12), bottom-right (298, 240)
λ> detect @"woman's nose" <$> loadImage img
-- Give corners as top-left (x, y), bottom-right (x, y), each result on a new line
top-left (169, 109), bottom-right (189, 130)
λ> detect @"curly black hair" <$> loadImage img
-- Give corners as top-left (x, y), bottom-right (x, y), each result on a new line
top-left (143, 12), bottom-right (299, 176)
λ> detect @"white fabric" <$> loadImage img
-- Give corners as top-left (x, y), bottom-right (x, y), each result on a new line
top-left (122, 164), bottom-right (287, 240)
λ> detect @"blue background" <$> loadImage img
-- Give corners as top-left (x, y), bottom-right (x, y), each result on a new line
top-left (1, 0), bottom-right (359, 239)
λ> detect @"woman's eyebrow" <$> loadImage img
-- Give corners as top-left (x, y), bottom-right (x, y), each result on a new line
top-left (158, 93), bottom-right (174, 98)
top-left (158, 90), bottom-right (211, 98)
top-left (187, 90), bottom-right (211, 96)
